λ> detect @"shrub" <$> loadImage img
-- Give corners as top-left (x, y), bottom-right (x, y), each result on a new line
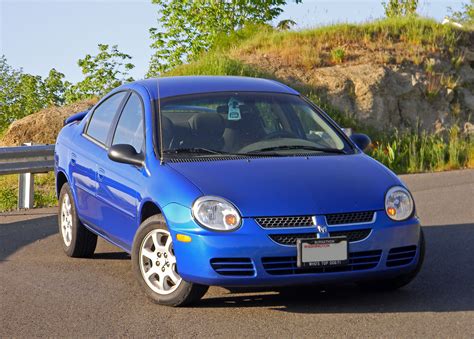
top-left (331, 48), bottom-right (346, 64)
top-left (369, 128), bottom-right (472, 173)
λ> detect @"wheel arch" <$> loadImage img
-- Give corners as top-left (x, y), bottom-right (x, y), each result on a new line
top-left (140, 200), bottom-right (163, 223)
top-left (56, 170), bottom-right (69, 198)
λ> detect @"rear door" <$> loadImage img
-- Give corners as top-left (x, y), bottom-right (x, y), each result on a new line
top-left (71, 91), bottom-right (128, 228)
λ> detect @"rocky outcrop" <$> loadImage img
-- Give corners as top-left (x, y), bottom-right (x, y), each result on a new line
top-left (237, 49), bottom-right (474, 133)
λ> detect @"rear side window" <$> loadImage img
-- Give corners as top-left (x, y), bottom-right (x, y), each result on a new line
top-left (112, 93), bottom-right (145, 153)
top-left (86, 92), bottom-right (127, 144)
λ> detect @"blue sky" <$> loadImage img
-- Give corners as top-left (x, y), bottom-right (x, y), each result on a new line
top-left (0, 0), bottom-right (465, 82)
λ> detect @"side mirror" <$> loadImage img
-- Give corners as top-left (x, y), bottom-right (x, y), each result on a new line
top-left (108, 144), bottom-right (144, 167)
top-left (350, 133), bottom-right (371, 151)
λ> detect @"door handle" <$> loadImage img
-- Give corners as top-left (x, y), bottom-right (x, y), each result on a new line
top-left (97, 167), bottom-right (105, 182)
top-left (71, 153), bottom-right (77, 166)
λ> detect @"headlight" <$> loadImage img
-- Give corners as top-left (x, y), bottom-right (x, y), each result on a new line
top-left (192, 196), bottom-right (241, 231)
top-left (385, 186), bottom-right (414, 221)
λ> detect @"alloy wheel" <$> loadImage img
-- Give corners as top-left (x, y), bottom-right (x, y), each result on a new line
top-left (139, 229), bottom-right (182, 295)
top-left (60, 193), bottom-right (73, 246)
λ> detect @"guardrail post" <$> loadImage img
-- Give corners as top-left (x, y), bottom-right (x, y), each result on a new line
top-left (18, 172), bottom-right (35, 209)
top-left (17, 143), bottom-right (35, 209)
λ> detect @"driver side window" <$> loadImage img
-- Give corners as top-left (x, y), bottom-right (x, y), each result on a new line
top-left (112, 93), bottom-right (145, 153)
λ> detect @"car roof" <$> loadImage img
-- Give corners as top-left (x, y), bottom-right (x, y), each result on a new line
top-left (123, 76), bottom-right (300, 99)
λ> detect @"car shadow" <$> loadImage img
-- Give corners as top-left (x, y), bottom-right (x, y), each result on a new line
top-left (0, 214), bottom-right (58, 261)
top-left (0, 213), bottom-right (129, 261)
top-left (198, 223), bottom-right (474, 313)
top-left (92, 252), bottom-right (130, 260)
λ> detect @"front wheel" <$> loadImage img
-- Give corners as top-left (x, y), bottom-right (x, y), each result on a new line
top-left (132, 215), bottom-right (208, 306)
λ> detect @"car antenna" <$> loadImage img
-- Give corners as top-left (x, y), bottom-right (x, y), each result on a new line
top-left (157, 77), bottom-right (164, 165)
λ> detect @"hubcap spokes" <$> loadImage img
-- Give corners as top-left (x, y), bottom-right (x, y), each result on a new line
top-left (61, 194), bottom-right (73, 246)
top-left (139, 229), bottom-right (182, 295)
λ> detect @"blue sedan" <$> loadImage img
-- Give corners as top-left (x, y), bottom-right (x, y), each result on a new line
top-left (55, 76), bottom-right (424, 306)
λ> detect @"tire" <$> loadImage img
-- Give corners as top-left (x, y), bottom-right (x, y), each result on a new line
top-left (58, 183), bottom-right (97, 258)
top-left (132, 215), bottom-right (208, 306)
top-left (358, 229), bottom-right (425, 291)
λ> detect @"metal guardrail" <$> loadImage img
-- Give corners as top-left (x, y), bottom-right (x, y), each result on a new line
top-left (0, 144), bottom-right (55, 209)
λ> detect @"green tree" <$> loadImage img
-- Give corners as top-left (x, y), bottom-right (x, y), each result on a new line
top-left (0, 56), bottom-right (21, 131)
top-left (148, 0), bottom-right (302, 76)
top-left (42, 68), bottom-right (70, 106)
top-left (0, 56), bottom-right (69, 132)
top-left (382, 0), bottom-right (418, 17)
top-left (66, 44), bottom-right (135, 102)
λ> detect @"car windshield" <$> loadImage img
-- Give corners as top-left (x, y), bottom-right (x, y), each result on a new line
top-left (159, 92), bottom-right (352, 156)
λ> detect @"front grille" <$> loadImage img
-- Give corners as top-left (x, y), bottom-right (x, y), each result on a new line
top-left (256, 211), bottom-right (375, 229)
top-left (255, 216), bottom-right (314, 229)
top-left (210, 258), bottom-right (255, 276)
top-left (386, 245), bottom-right (417, 267)
top-left (269, 229), bottom-right (371, 246)
top-left (262, 250), bottom-right (382, 275)
top-left (325, 211), bottom-right (375, 225)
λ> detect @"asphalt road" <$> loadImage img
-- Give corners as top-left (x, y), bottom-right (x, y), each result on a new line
top-left (1, 170), bottom-right (473, 338)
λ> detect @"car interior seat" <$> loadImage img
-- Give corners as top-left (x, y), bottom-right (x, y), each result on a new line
top-left (218, 105), bottom-right (266, 152)
top-left (188, 113), bottom-right (225, 150)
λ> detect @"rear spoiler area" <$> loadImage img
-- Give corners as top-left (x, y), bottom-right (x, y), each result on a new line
top-left (64, 110), bottom-right (88, 126)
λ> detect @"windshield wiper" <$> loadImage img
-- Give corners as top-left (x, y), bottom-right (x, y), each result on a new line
top-left (163, 147), bottom-right (223, 155)
top-left (246, 145), bottom-right (346, 154)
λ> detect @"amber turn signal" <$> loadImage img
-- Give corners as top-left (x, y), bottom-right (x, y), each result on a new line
top-left (387, 207), bottom-right (396, 216)
top-left (176, 234), bottom-right (192, 243)
top-left (225, 214), bottom-right (238, 226)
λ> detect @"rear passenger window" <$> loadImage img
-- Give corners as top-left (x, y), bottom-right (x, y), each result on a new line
top-left (86, 92), bottom-right (127, 144)
top-left (112, 93), bottom-right (144, 153)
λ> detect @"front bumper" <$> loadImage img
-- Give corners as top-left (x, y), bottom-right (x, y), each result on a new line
top-left (164, 204), bottom-right (422, 287)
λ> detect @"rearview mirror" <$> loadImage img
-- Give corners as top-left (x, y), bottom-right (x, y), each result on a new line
top-left (108, 144), bottom-right (144, 167)
top-left (350, 133), bottom-right (371, 152)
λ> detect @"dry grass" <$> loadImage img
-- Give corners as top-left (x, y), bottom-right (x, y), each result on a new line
top-left (0, 99), bottom-right (97, 146)
top-left (228, 17), bottom-right (471, 71)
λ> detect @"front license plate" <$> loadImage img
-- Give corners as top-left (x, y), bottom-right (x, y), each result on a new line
top-left (297, 237), bottom-right (348, 268)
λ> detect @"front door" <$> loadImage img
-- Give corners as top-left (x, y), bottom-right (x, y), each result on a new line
top-left (95, 92), bottom-right (146, 250)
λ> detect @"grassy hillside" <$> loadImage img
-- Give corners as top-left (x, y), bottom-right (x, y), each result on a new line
top-left (168, 17), bottom-right (470, 76)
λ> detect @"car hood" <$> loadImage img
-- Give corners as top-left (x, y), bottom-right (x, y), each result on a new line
top-left (167, 154), bottom-right (401, 217)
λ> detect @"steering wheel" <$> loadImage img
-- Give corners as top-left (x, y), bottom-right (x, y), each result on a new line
top-left (263, 130), bottom-right (298, 140)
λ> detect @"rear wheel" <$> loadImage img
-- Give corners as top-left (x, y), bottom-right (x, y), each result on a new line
top-left (358, 229), bottom-right (425, 291)
top-left (132, 215), bottom-right (208, 306)
top-left (58, 183), bottom-right (97, 258)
